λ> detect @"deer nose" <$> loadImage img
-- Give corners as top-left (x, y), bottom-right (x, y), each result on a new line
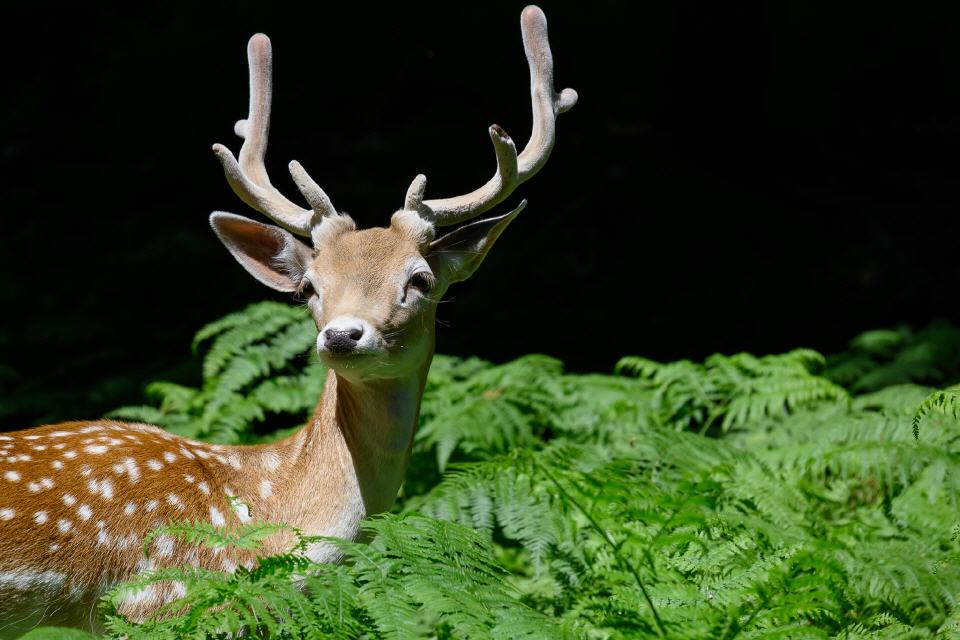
top-left (323, 322), bottom-right (364, 353)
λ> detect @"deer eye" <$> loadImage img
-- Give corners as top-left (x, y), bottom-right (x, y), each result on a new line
top-left (296, 279), bottom-right (315, 300)
top-left (407, 272), bottom-right (435, 295)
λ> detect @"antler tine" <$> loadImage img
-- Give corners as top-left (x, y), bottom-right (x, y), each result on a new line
top-left (410, 5), bottom-right (577, 227)
top-left (212, 33), bottom-right (337, 237)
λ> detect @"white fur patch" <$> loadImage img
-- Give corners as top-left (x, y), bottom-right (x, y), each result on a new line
top-left (155, 535), bottom-right (174, 558)
top-left (0, 570), bottom-right (66, 592)
top-left (259, 480), bottom-right (273, 499)
top-left (209, 506), bottom-right (226, 527)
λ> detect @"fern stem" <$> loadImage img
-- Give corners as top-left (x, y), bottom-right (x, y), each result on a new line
top-left (538, 463), bottom-right (667, 637)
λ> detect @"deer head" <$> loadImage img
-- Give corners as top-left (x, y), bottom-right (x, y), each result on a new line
top-left (209, 5), bottom-right (577, 381)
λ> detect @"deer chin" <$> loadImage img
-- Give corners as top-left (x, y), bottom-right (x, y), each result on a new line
top-left (316, 345), bottom-right (388, 377)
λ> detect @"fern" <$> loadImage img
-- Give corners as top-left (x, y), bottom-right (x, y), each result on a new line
top-left (22, 303), bottom-right (960, 639)
top-left (616, 348), bottom-right (848, 433)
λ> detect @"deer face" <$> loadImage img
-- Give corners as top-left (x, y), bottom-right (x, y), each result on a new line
top-left (211, 205), bottom-right (522, 381)
top-left (302, 212), bottom-right (437, 379)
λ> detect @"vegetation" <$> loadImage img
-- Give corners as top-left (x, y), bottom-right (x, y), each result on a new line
top-left (21, 303), bottom-right (960, 638)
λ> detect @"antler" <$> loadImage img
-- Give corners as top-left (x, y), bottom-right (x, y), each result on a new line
top-left (212, 34), bottom-right (336, 238)
top-left (404, 5), bottom-right (578, 226)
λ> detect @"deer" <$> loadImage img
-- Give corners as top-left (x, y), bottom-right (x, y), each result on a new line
top-left (0, 5), bottom-right (575, 635)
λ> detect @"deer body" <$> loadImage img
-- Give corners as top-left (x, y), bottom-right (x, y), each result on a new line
top-left (0, 5), bottom-right (574, 634)
top-left (0, 364), bottom-right (430, 633)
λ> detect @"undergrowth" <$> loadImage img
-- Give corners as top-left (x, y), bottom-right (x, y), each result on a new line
top-left (19, 303), bottom-right (960, 639)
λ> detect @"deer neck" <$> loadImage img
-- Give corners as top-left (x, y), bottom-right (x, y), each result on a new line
top-left (262, 351), bottom-right (432, 547)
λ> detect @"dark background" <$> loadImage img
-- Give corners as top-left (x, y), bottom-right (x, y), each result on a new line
top-left (2, 0), bottom-right (959, 425)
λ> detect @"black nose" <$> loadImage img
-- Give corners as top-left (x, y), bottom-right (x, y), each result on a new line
top-left (324, 327), bottom-right (363, 352)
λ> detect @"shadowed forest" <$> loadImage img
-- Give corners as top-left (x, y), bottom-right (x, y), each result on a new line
top-left (2, 0), bottom-right (959, 425)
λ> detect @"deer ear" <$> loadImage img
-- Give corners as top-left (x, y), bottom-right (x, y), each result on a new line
top-left (210, 212), bottom-right (314, 292)
top-left (426, 200), bottom-right (526, 285)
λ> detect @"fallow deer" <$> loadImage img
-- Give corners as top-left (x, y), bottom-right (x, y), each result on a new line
top-left (0, 5), bottom-right (575, 634)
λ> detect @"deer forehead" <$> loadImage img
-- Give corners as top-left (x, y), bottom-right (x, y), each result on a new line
top-left (311, 227), bottom-right (424, 282)
top-left (310, 225), bottom-right (426, 291)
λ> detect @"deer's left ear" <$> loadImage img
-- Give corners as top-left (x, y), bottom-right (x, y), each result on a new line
top-left (426, 200), bottom-right (526, 285)
top-left (210, 211), bottom-right (314, 292)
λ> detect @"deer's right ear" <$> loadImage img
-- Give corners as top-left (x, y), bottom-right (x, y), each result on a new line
top-left (210, 212), bottom-right (314, 292)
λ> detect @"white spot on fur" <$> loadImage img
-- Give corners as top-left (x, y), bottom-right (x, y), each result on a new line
top-left (51, 460), bottom-right (64, 470)
top-left (227, 454), bottom-right (242, 469)
top-left (146, 499), bottom-right (158, 512)
top-left (62, 494), bottom-right (76, 506)
top-left (124, 501), bottom-right (137, 516)
top-left (197, 481), bottom-right (210, 495)
top-left (49, 543), bottom-right (60, 552)
top-left (4, 471), bottom-right (20, 482)
top-left (79, 425), bottom-right (104, 434)
top-left (178, 447), bottom-right (195, 460)
top-left (166, 493), bottom-right (183, 510)
top-left (155, 535), bottom-right (174, 558)
top-left (0, 570), bottom-right (66, 591)
top-left (146, 459), bottom-right (163, 471)
top-left (117, 533), bottom-right (137, 550)
top-left (183, 474), bottom-right (195, 483)
top-left (209, 506), bottom-right (226, 527)
top-left (34, 511), bottom-right (48, 524)
top-left (124, 458), bottom-right (140, 482)
top-left (63, 451), bottom-right (77, 459)
top-left (0, 436), bottom-right (12, 441)
top-left (78, 504), bottom-right (93, 520)
top-left (53, 443), bottom-right (66, 450)
top-left (31, 444), bottom-right (47, 451)
top-left (0, 508), bottom-right (14, 520)
top-left (48, 431), bottom-right (73, 438)
top-left (40, 477), bottom-right (54, 489)
top-left (232, 501), bottom-right (252, 524)
top-left (57, 519), bottom-right (72, 533)
top-left (163, 451), bottom-right (177, 463)
top-left (88, 477), bottom-right (115, 500)
top-left (261, 451), bottom-right (281, 471)
top-left (259, 480), bottom-right (273, 499)
top-left (84, 444), bottom-right (109, 455)
top-left (222, 558), bottom-right (237, 573)
top-left (121, 584), bottom-right (157, 607)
